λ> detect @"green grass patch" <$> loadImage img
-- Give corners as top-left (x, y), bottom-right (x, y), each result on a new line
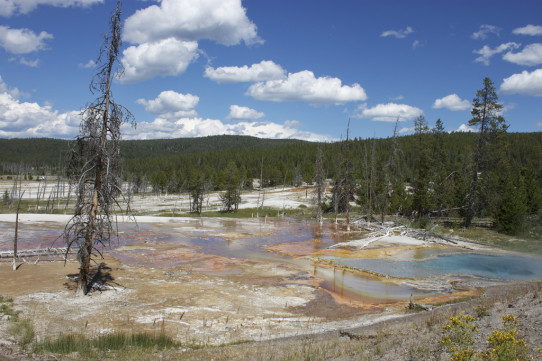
top-left (36, 331), bottom-right (179, 355)
top-left (463, 228), bottom-right (542, 254)
top-left (1, 294), bottom-right (35, 350)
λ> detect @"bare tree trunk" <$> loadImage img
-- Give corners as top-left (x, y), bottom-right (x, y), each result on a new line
top-left (65, 182), bottom-right (72, 210)
top-left (13, 190), bottom-right (25, 271)
top-left (368, 137), bottom-right (376, 223)
top-left (65, 2), bottom-right (133, 296)
top-left (257, 155), bottom-right (264, 216)
top-left (314, 145), bottom-right (324, 224)
top-left (345, 119), bottom-right (351, 232)
top-left (382, 119), bottom-right (399, 223)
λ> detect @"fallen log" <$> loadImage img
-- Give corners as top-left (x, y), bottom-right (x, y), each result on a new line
top-left (0, 247), bottom-right (74, 259)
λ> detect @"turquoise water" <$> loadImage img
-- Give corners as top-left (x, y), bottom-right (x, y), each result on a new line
top-left (323, 253), bottom-right (542, 280)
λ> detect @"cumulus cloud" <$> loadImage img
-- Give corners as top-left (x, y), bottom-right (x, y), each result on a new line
top-left (121, 116), bottom-right (333, 142)
top-left (433, 94), bottom-right (471, 111)
top-left (246, 70), bottom-right (367, 104)
top-left (503, 43), bottom-right (542, 66)
top-left (471, 25), bottom-right (500, 40)
top-left (284, 120), bottom-right (300, 128)
top-left (0, 26), bottom-right (53, 54)
top-left (136, 90), bottom-right (199, 116)
top-left (473, 42), bottom-right (520, 65)
top-left (226, 105), bottom-right (264, 121)
top-left (121, 0), bottom-right (261, 82)
top-left (454, 124), bottom-right (476, 133)
top-left (398, 126), bottom-right (414, 134)
top-left (513, 25), bottom-right (542, 36)
top-left (0, 0), bottom-right (102, 17)
top-left (123, 0), bottom-right (261, 46)
top-left (78, 59), bottom-right (95, 69)
top-left (0, 75), bottom-right (81, 138)
top-left (353, 103), bottom-right (423, 122)
top-left (204, 60), bottom-right (285, 83)
top-left (120, 38), bottom-right (199, 83)
top-left (500, 68), bottom-right (542, 96)
top-left (380, 26), bottom-right (414, 39)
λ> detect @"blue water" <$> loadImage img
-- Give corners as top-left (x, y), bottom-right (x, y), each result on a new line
top-left (324, 253), bottom-right (542, 281)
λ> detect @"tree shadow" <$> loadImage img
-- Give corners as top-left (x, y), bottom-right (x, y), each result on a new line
top-left (64, 262), bottom-right (123, 294)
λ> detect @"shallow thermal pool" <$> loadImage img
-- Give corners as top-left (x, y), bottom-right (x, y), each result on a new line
top-left (321, 253), bottom-right (542, 281)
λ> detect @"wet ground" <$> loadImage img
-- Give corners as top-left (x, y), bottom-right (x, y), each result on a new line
top-left (1, 216), bottom-right (541, 344)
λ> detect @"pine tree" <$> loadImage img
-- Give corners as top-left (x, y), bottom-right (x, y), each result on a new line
top-left (465, 77), bottom-right (508, 228)
top-left (494, 172), bottom-right (527, 235)
top-left (220, 161), bottom-right (241, 212)
top-left (412, 115), bottom-right (431, 218)
top-left (431, 119), bottom-right (452, 216)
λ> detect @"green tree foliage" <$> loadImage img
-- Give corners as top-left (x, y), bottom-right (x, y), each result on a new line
top-left (412, 115), bottom-right (431, 218)
top-left (220, 161), bottom-right (241, 212)
top-left (465, 77), bottom-right (509, 228)
top-left (494, 172), bottom-right (527, 235)
top-left (189, 171), bottom-right (205, 214)
top-left (431, 119), bottom-right (453, 216)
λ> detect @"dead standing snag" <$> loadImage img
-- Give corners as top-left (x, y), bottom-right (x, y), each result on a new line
top-left (64, 1), bottom-right (135, 296)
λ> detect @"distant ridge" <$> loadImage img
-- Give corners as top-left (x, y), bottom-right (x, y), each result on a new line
top-left (0, 135), bottom-right (306, 164)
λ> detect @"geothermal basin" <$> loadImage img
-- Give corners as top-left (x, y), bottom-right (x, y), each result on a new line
top-left (1, 215), bottom-right (541, 344)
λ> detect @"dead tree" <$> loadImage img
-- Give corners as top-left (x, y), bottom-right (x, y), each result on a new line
top-left (345, 119), bottom-right (351, 231)
top-left (313, 145), bottom-right (325, 224)
top-left (64, 1), bottom-right (134, 296)
top-left (382, 119), bottom-right (399, 223)
top-left (368, 137), bottom-right (376, 222)
top-left (13, 190), bottom-right (25, 271)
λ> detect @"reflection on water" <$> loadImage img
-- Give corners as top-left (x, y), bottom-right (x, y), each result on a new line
top-left (324, 253), bottom-right (542, 281)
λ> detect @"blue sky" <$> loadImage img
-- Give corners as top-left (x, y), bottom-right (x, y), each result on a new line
top-left (1, 0), bottom-right (541, 141)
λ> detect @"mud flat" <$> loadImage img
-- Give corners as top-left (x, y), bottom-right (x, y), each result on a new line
top-left (1, 215), bottom-right (540, 346)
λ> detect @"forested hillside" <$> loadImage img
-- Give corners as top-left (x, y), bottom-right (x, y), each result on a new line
top-left (0, 135), bottom-right (304, 166)
top-left (1, 131), bottom-right (541, 235)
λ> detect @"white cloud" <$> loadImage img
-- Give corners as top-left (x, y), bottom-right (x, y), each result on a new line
top-left (473, 42), bottom-right (520, 65)
top-left (246, 70), bottom-right (367, 104)
top-left (284, 120), bottom-right (300, 128)
top-left (0, 26), bottom-right (53, 54)
top-left (513, 25), bottom-right (542, 36)
top-left (123, 0), bottom-right (261, 46)
top-left (0, 75), bottom-right (81, 138)
top-left (398, 126), bottom-right (414, 134)
top-left (204, 60), bottom-right (285, 83)
top-left (503, 43), bottom-right (542, 66)
top-left (19, 57), bottom-right (39, 67)
top-left (353, 103), bottom-right (422, 122)
top-left (432, 94), bottom-right (471, 111)
top-left (500, 68), bottom-right (542, 96)
top-left (78, 59), bottom-right (95, 69)
top-left (0, 0), bottom-right (102, 17)
top-left (120, 38), bottom-right (199, 83)
top-left (471, 25), bottom-right (500, 40)
top-left (412, 40), bottom-right (425, 49)
top-left (538, 121), bottom-right (542, 128)
top-left (136, 91), bottom-right (199, 115)
top-left (120, 0), bottom-right (262, 83)
top-left (454, 124), bottom-right (476, 133)
top-left (226, 105), bottom-right (264, 121)
top-left (380, 26), bottom-right (414, 39)
top-left (121, 116), bottom-right (333, 142)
